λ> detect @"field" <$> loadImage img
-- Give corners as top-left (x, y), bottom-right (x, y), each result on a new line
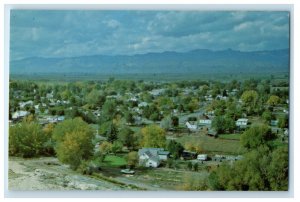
top-left (10, 71), bottom-right (288, 82)
top-left (177, 134), bottom-right (244, 155)
top-left (218, 133), bottom-right (241, 140)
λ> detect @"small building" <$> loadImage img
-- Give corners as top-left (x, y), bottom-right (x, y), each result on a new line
top-left (197, 154), bottom-right (208, 161)
top-left (138, 148), bottom-right (170, 168)
top-left (138, 102), bottom-right (148, 108)
top-left (186, 121), bottom-right (198, 132)
top-left (236, 118), bottom-right (248, 128)
top-left (199, 115), bottom-right (212, 126)
top-left (270, 120), bottom-right (278, 127)
top-left (19, 100), bottom-right (33, 108)
top-left (12, 111), bottom-right (29, 120)
top-left (284, 129), bottom-right (289, 136)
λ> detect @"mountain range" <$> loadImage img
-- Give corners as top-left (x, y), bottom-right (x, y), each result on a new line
top-left (10, 48), bottom-right (290, 75)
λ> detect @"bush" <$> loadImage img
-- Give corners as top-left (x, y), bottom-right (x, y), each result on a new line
top-left (9, 120), bottom-right (49, 157)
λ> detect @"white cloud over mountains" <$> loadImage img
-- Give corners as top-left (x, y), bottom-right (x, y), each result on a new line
top-left (10, 10), bottom-right (289, 60)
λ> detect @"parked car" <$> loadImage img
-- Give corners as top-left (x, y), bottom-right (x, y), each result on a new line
top-left (120, 169), bottom-right (135, 174)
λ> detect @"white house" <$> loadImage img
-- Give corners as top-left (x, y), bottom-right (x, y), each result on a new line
top-left (138, 148), bottom-right (170, 168)
top-left (236, 118), bottom-right (248, 127)
top-left (138, 102), bottom-right (148, 108)
top-left (197, 154), bottom-right (208, 161)
top-left (284, 129), bottom-right (289, 136)
top-left (19, 100), bottom-right (33, 108)
top-left (199, 115), bottom-right (212, 125)
top-left (12, 111), bottom-right (29, 120)
top-left (186, 121), bottom-right (198, 132)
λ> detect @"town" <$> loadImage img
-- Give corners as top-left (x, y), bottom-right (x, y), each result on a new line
top-left (8, 75), bottom-right (289, 190)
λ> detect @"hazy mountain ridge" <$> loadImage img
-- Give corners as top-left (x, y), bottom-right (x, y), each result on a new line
top-left (10, 49), bottom-right (289, 75)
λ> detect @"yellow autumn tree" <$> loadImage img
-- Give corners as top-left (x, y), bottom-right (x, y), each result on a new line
top-left (140, 125), bottom-right (166, 148)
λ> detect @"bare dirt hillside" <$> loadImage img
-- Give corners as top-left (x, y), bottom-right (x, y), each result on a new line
top-left (8, 157), bottom-right (129, 191)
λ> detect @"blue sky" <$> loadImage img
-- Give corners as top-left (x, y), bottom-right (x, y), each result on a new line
top-left (10, 10), bottom-right (290, 60)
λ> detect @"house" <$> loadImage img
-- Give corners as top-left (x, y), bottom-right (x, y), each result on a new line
top-left (284, 129), bottom-right (289, 136)
top-left (138, 148), bottom-right (170, 168)
top-left (186, 121), bottom-right (198, 132)
top-left (197, 154), bottom-right (208, 161)
top-left (270, 120), bottom-right (278, 127)
top-left (204, 95), bottom-right (213, 101)
top-left (19, 100), bottom-right (33, 108)
top-left (199, 115), bottom-right (212, 126)
top-left (138, 102), bottom-right (148, 108)
top-left (149, 89), bottom-right (165, 97)
top-left (236, 118), bottom-right (248, 128)
top-left (12, 111), bottom-right (29, 120)
top-left (46, 92), bottom-right (54, 99)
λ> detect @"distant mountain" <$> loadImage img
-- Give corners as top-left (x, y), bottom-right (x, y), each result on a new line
top-left (10, 49), bottom-right (289, 75)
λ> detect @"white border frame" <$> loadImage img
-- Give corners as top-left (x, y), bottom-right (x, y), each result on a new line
top-left (3, 3), bottom-right (294, 199)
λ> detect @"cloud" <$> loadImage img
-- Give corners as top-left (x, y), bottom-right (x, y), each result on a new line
top-left (10, 10), bottom-right (290, 60)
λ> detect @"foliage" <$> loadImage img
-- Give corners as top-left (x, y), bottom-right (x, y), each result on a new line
top-left (208, 146), bottom-right (288, 191)
top-left (9, 120), bottom-right (49, 157)
top-left (126, 151), bottom-right (139, 168)
top-left (267, 95), bottom-right (280, 106)
top-left (111, 141), bottom-right (123, 154)
top-left (278, 115), bottom-right (289, 128)
top-left (99, 121), bottom-right (118, 143)
top-left (52, 118), bottom-right (95, 170)
top-left (118, 126), bottom-right (137, 149)
top-left (179, 173), bottom-right (209, 191)
top-left (167, 140), bottom-right (184, 159)
top-left (212, 116), bottom-right (235, 134)
top-left (240, 124), bottom-right (275, 150)
top-left (241, 90), bottom-right (258, 115)
top-left (140, 125), bottom-right (166, 148)
top-left (99, 141), bottom-right (112, 155)
top-left (262, 110), bottom-right (273, 123)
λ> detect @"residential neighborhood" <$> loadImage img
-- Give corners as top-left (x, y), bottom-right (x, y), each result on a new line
top-left (8, 76), bottom-right (289, 191)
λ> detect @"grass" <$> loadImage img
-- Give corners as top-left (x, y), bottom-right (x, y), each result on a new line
top-left (177, 134), bottom-right (245, 155)
top-left (134, 167), bottom-right (209, 190)
top-left (218, 133), bottom-right (241, 140)
top-left (103, 155), bottom-right (127, 167)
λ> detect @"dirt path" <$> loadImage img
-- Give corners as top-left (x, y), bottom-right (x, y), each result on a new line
top-left (8, 157), bottom-right (130, 191)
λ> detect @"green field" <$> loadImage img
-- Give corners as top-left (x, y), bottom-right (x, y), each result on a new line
top-left (218, 133), bottom-right (241, 140)
top-left (177, 134), bottom-right (245, 155)
top-left (103, 155), bottom-right (127, 167)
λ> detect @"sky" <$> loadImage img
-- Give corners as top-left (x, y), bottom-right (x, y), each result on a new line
top-left (10, 10), bottom-right (290, 60)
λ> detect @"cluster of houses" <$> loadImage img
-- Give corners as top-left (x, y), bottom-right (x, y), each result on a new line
top-left (137, 147), bottom-right (243, 168)
top-left (185, 113), bottom-right (249, 135)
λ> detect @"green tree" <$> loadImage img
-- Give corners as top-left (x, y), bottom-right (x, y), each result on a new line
top-left (241, 90), bottom-right (258, 115)
top-left (9, 120), bottom-right (48, 157)
top-left (262, 110), bottom-right (273, 123)
top-left (124, 111), bottom-right (135, 125)
top-left (240, 124), bottom-right (275, 150)
top-left (99, 121), bottom-right (118, 143)
top-left (278, 115), bottom-right (289, 128)
top-left (160, 116), bottom-right (173, 130)
top-left (267, 95), bottom-right (280, 106)
top-left (126, 151), bottom-right (138, 168)
top-left (53, 118), bottom-right (95, 170)
top-left (167, 140), bottom-right (184, 159)
top-left (111, 141), bottom-right (123, 154)
top-left (118, 126), bottom-right (136, 149)
top-left (140, 125), bottom-right (166, 148)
